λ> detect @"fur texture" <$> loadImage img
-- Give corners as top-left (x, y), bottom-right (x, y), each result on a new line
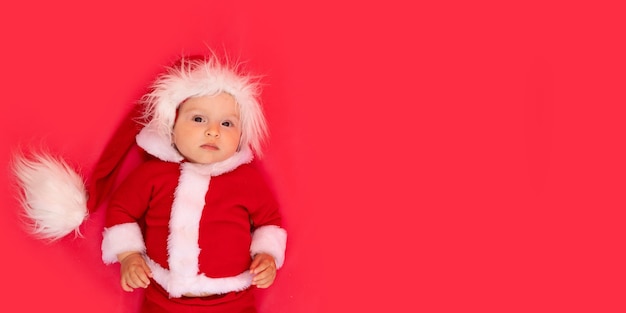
top-left (11, 152), bottom-right (88, 241)
top-left (139, 56), bottom-right (268, 159)
top-left (250, 225), bottom-right (288, 268)
top-left (100, 147), bottom-right (257, 296)
top-left (101, 222), bottom-right (146, 263)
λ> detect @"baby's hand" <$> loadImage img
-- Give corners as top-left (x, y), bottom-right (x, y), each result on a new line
top-left (118, 252), bottom-right (153, 292)
top-left (250, 253), bottom-right (277, 288)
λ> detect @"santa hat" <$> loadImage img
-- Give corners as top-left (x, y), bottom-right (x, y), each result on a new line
top-left (12, 54), bottom-right (268, 241)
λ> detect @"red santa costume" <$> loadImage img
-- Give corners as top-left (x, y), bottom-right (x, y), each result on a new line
top-left (12, 56), bottom-right (287, 313)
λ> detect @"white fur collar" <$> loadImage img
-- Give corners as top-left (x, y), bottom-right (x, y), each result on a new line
top-left (135, 124), bottom-right (184, 163)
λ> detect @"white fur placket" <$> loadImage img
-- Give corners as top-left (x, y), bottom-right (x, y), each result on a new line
top-left (166, 162), bottom-right (212, 294)
top-left (147, 147), bottom-right (255, 297)
top-left (101, 140), bottom-right (283, 297)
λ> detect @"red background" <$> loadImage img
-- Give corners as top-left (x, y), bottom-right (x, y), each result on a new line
top-left (1, 1), bottom-right (625, 312)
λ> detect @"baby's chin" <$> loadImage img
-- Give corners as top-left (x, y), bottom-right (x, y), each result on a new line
top-left (187, 153), bottom-right (235, 164)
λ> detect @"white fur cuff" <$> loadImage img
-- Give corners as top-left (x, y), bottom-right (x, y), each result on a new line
top-left (250, 225), bottom-right (287, 268)
top-left (101, 223), bottom-right (146, 264)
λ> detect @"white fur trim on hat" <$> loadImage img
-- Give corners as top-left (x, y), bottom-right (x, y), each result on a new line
top-left (11, 152), bottom-right (88, 241)
top-left (137, 56), bottom-right (268, 162)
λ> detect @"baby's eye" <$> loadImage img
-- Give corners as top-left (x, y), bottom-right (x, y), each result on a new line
top-left (221, 121), bottom-right (232, 127)
top-left (193, 116), bottom-right (205, 123)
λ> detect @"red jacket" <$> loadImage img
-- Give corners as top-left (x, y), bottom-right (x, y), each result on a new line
top-left (101, 151), bottom-right (287, 301)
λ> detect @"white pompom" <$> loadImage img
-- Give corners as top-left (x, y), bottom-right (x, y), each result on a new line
top-left (12, 152), bottom-right (88, 241)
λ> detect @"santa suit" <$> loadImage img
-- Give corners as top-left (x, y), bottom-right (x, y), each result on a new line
top-left (101, 132), bottom-right (287, 313)
top-left (10, 57), bottom-right (286, 312)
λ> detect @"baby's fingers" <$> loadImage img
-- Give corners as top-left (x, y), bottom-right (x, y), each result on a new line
top-left (249, 257), bottom-right (263, 273)
top-left (252, 265), bottom-right (276, 286)
top-left (123, 268), bottom-right (150, 291)
top-left (141, 259), bottom-right (153, 278)
top-left (131, 270), bottom-right (151, 288)
top-left (252, 272), bottom-right (274, 288)
top-left (250, 262), bottom-right (269, 274)
top-left (250, 254), bottom-right (275, 274)
top-left (121, 278), bottom-right (134, 292)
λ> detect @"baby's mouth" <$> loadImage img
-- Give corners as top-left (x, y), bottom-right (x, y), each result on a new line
top-left (201, 144), bottom-right (219, 150)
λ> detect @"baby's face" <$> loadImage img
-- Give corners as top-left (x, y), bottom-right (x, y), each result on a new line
top-left (172, 93), bottom-right (242, 164)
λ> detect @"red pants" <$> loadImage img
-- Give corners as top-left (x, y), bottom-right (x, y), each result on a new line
top-left (141, 283), bottom-right (257, 313)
